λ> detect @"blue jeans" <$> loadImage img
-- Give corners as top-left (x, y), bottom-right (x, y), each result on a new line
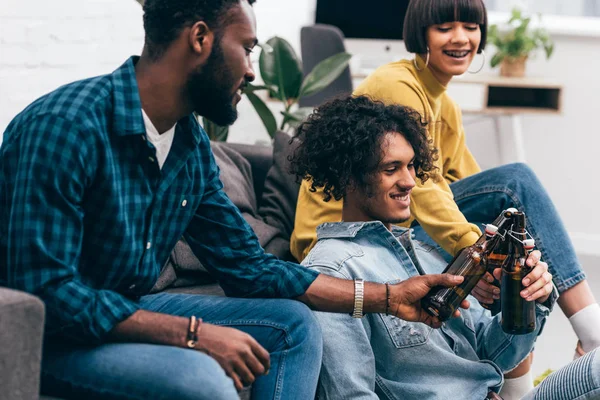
top-left (523, 348), bottom-right (600, 399)
top-left (41, 294), bottom-right (323, 400)
top-left (412, 163), bottom-right (586, 293)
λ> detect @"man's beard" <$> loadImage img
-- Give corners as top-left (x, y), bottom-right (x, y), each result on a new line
top-left (186, 41), bottom-right (239, 126)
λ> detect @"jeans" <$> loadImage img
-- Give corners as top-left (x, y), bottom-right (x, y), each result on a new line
top-left (41, 294), bottom-right (323, 400)
top-left (522, 348), bottom-right (600, 400)
top-left (412, 163), bottom-right (586, 293)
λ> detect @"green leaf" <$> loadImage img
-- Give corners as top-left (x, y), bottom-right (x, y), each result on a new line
top-left (201, 116), bottom-right (229, 142)
top-left (258, 37), bottom-right (303, 101)
top-left (545, 42), bottom-right (554, 59)
top-left (245, 83), bottom-right (271, 92)
top-left (280, 107), bottom-right (314, 129)
top-left (490, 52), bottom-right (505, 68)
top-left (298, 52), bottom-right (352, 99)
top-left (245, 91), bottom-right (278, 138)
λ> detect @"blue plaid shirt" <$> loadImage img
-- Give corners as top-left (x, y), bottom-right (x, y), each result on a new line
top-left (0, 57), bottom-right (318, 343)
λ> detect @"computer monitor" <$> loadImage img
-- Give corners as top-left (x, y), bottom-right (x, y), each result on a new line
top-left (314, 0), bottom-right (412, 73)
top-left (315, 0), bottom-right (409, 40)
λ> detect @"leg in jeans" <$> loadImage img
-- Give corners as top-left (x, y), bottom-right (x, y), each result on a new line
top-left (140, 293), bottom-right (323, 400)
top-left (521, 348), bottom-right (600, 400)
top-left (41, 294), bottom-right (322, 400)
top-left (42, 340), bottom-right (239, 400)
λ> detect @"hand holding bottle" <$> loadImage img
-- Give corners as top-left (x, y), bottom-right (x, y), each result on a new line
top-left (472, 272), bottom-right (500, 306)
top-left (390, 274), bottom-right (470, 328)
top-left (491, 249), bottom-right (553, 304)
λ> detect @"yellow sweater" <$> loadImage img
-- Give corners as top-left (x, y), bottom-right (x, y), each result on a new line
top-left (291, 58), bottom-right (483, 261)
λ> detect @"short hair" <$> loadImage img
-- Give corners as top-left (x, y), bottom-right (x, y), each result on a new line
top-left (290, 96), bottom-right (438, 202)
top-left (403, 0), bottom-right (487, 54)
top-left (143, 0), bottom-right (256, 59)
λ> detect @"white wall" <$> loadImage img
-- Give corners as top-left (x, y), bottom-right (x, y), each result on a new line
top-left (1, 0), bottom-right (600, 254)
top-left (0, 0), bottom-right (146, 134)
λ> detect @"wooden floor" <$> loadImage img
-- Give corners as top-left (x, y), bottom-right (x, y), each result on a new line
top-left (530, 254), bottom-right (600, 377)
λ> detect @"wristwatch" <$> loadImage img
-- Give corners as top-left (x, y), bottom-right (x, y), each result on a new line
top-left (351, 279), bottom-right (365, 318)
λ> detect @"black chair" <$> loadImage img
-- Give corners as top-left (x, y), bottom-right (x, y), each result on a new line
top-left (299, 24), bottom-right (353, 108)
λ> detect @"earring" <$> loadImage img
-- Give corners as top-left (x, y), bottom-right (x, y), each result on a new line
top-left (468, 50), bottom-right (485, 74)
top-left (413, 47), bottom-right (430, 71)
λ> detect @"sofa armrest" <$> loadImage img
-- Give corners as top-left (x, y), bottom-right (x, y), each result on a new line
top-left (0, 288), bottom-right (45, 400)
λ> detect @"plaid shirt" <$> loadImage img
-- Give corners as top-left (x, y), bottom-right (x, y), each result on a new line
top-left (0, 57), bottom-right (318, 343)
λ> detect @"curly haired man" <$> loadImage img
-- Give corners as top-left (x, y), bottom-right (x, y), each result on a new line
top-left (289, 95), bottom-right (598, 400)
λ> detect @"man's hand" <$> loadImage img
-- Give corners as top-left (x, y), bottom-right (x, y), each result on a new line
top-left (388, 274), bottom-right (469, 328)
top-left (491, 250), bottom-right (553, 304)
top-left (196, 324), bottom-right (270, 391)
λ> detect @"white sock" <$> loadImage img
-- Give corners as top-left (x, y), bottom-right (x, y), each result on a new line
top-left (499, 370), bottom-right (534, 400)
top-left (569, 303), bottom-right (600, 352)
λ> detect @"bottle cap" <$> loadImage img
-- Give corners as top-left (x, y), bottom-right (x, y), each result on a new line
top-left (484, 224), bottom-right (498, 236)
top-left (506, 207), bottom-right (518, 213)
top-left (523, 239), bottom-right (535, 250)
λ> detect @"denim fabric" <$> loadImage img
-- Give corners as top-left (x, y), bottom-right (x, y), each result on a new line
top-left (522, 348), bottom-right (600, 400)
top-left (412, 163), bottom-right (586, 293)
top-left (303, 221), bottom-right (555, 400)
top-left (41, 295), bottom-right (322, 400)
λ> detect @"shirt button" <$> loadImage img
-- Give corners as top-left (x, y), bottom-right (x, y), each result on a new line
top-left (146, 242), bottom-right (152, 250)
top-left (182, 199), bottom-right (188, 207)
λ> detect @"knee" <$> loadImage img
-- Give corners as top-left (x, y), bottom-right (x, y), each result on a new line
top-left (279, 300), bottom-right (323, 352)
top-left (163, 350), bottom-right (238, 400)
top-left (496, 163), bottom-right (540, 189)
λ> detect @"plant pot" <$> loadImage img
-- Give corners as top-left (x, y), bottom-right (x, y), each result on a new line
top-left (500, 56), bottom-right (528, 78)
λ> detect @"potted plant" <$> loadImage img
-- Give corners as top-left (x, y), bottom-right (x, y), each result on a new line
top-left (204, 37), bottom-right (351, 141)
top-left (488, 8), bottom-right (554, 78)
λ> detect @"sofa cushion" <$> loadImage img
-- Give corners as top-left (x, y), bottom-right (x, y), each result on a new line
top-left (212, 143), bottom-right (291, 259)
top-left (258, 131), bottom-right (302, 261)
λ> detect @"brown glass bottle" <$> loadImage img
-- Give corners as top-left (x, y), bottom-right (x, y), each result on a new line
top-left (501, 212), bottom-right (536, 334)
top-left (422, 238), bottom-right (491, 321)
top-left (481, 208), bottom-right (519, 315)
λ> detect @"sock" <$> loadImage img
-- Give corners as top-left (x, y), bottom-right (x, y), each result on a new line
top-left (499, 370), bottom-right (534, 400)
top-left (569, 303), bottom-right (600, 352)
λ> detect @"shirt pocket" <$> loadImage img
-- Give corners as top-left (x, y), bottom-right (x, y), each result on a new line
top-left (379, 314), bottom-right (433, 349)
top-left (156, 193), bottom-right (202, 228)
top-left (378, 278), bottom-right (432, 349)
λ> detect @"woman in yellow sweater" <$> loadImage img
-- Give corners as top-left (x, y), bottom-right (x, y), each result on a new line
top-left (292, 0), bottom-right (599, 392)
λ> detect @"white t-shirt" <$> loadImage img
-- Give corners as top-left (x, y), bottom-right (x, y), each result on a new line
top-left (142, 109), bottom-right (176, 170)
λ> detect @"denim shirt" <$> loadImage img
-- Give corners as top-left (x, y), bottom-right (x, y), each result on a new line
top-left (302, 221), bottom-right (557, 400)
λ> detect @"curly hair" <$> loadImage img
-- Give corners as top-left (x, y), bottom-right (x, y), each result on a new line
top-left (289, 95), bottom-right (439, 202)
top-left (143, 0), bottom-right (256, 60)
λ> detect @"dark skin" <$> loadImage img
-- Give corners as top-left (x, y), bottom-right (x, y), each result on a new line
top-left (110, 1), bottom-right (470, 392)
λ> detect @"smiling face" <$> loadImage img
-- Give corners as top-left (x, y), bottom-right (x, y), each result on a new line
top-left (344, 132), bottom-right (417, 229)
top-left (186, 1), bottom-right (257, 125)
top-left (425, 21), bottom-right (481, 85)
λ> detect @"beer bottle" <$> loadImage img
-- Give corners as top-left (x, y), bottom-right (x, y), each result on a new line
top-left (422, 230), bottom-right (496, 321)
top-left (481, 208), bottom-right (519, 315)
top-left (501, 212), bottom-right (536, 334)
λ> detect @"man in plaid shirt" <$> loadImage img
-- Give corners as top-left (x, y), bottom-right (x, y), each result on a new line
top-left (0, 0), bottom-right (465, 398)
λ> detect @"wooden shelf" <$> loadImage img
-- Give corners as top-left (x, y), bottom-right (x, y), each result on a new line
top-left (449, 74), bottom-right (563, 115)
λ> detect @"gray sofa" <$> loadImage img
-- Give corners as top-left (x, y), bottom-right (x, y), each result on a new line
top-left (0, 132), bottom-right (302, 400)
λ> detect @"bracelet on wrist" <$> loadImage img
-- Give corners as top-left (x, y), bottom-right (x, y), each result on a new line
top-left (385, 283), bottom-right (391, 315)
top-left (186, 315), bottom-right (202, 348)
top-left (351, 279), bottom-right (365, 318)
